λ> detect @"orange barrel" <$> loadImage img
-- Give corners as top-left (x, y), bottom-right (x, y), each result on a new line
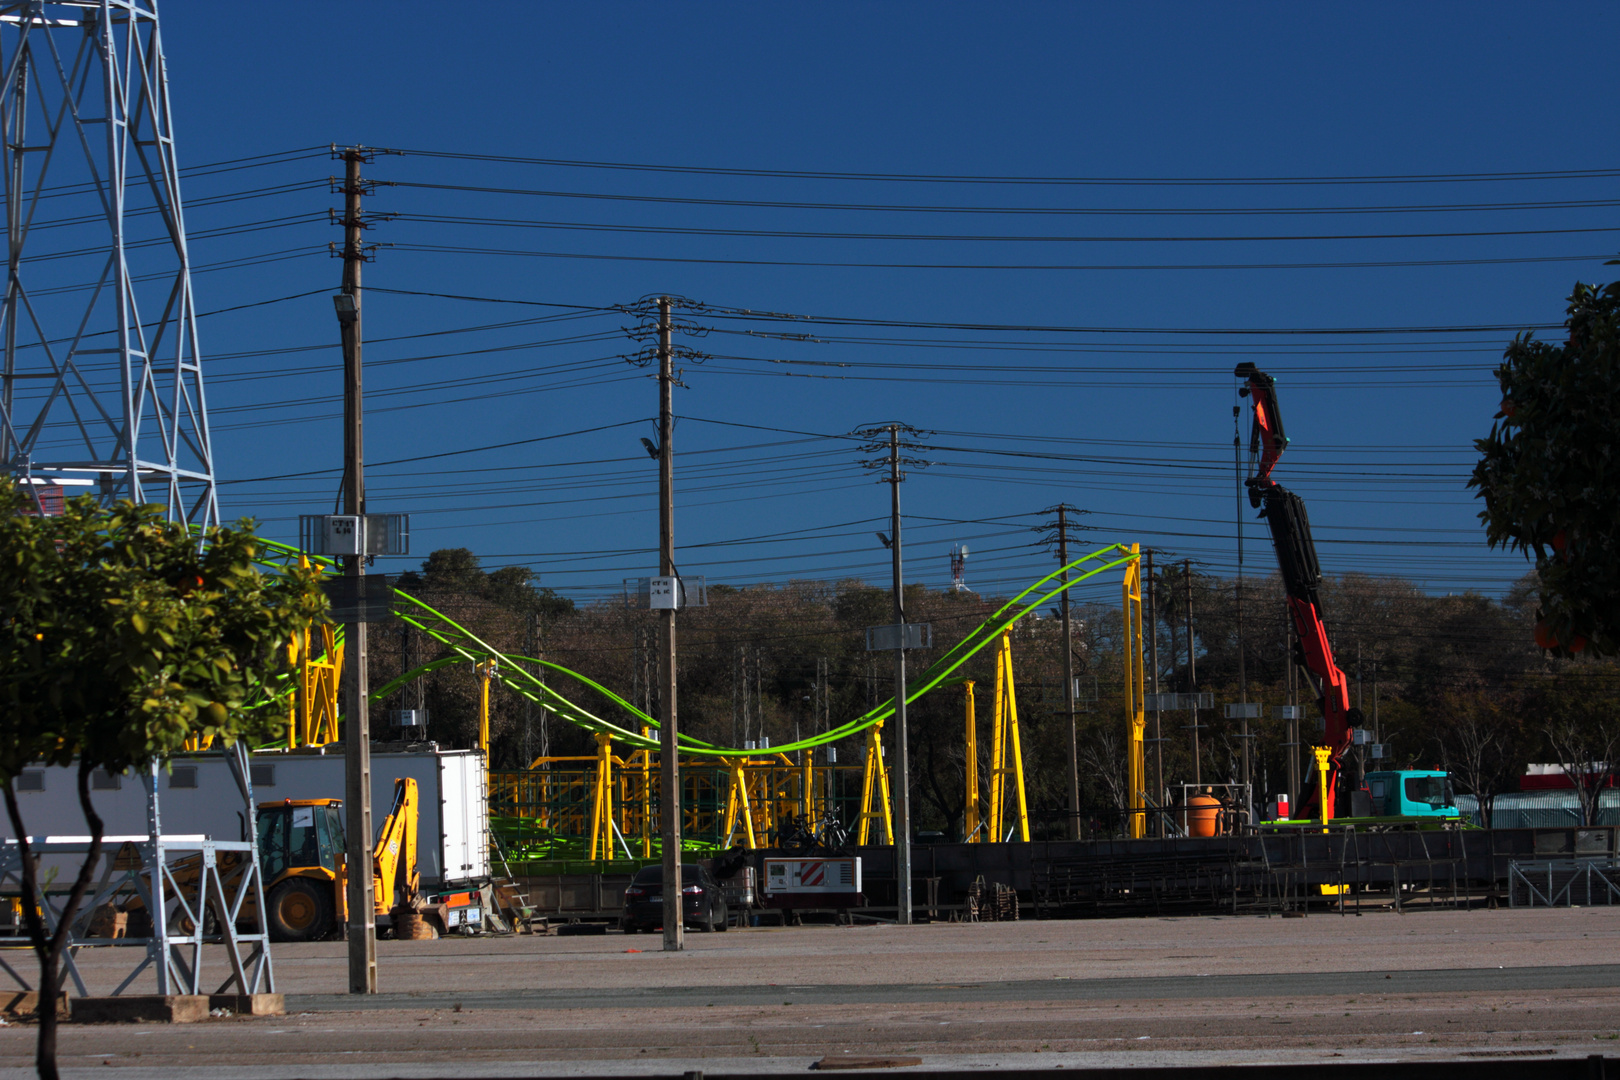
top-left (1187, 791), bottom-right (1223, 838)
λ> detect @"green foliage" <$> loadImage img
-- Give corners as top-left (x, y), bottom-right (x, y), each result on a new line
top-left (1471, 279), bottom-right (1620, 657)
top-left (399, 547), bottom-right (573, 620)
top-left (0, 479), bottom-right (327, 779)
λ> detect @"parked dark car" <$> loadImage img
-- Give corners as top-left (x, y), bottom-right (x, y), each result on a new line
top-left (621, 864), bottom-right (729, 933)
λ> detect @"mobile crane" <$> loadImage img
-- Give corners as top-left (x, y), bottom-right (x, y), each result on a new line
top-left (1235, 363), bottom-right (1358, 820)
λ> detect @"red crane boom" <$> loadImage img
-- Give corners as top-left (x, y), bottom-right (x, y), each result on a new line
top-left (1235, 362), bottom-right (1356, 817)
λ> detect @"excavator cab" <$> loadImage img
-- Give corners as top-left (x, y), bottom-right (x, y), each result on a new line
top-left (257, 800), bottom-right (345, 881)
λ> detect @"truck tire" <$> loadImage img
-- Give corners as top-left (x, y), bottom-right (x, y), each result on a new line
top-left (267, 878), bottom-right (335, 943)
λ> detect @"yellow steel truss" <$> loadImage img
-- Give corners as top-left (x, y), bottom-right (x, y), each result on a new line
top-left (586, 732), bottom-right (618, 861)
top-left (1122, 543), bottom-right (1147, 839)
top-left (857, 720), bottom-right (894, 845)
top-left (988, 633), bottom-right (1030, 843)
top-left (722, 756), bottom-right (758, 848)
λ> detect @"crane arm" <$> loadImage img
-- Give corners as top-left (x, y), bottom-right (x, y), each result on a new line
top-left (1235, 363), bottom-right (1354, 816)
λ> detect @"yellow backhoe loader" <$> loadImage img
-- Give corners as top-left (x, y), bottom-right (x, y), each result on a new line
top-left (113, 777), bottom-right (423, 943)
top-left (256, 777), bottom-right (421, 941)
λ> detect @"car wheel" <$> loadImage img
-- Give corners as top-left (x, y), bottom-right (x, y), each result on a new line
top-left (266, 877), bottom-right (335, 943)
top-left (716, 902), bottom-right (730, 932)
top-left (621, 920), bottom-right (639, 934)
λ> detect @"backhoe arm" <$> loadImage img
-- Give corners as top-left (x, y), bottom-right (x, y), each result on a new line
top-left (373, 777), bottom-right (420, 914)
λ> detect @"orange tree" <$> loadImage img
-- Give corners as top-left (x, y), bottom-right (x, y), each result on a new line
top-left (1472, 278), bottom-right (1620, 657)
top-left (0, 480), bottom-right (324, 1080)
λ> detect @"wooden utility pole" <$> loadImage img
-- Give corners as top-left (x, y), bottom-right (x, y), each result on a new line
top-left (336, 147), bottom-right (375, 994)
top-left (885, 426), bottom-right (913, 925)
top-left (1145, 548), bottom-right (1162, 832)
top-left (1184, 559), bottom-right (1199, 788)
top-left (1057, 506), bottom-right (1080, 841)
top-left (1234, 405), bottom-right (1252, 819)
top-left (1285, 603), bottom-right (1299, 813)
top-left (656, 296), bottom-right (683, 953)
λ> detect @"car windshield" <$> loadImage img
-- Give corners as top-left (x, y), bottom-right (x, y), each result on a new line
top-left (1405, 775), bottom-right (1455, 809)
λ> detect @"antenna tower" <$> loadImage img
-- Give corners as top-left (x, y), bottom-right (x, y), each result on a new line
top-left (0, 1), bottom-right (216, 524)
top-left (949, 542), bottom-right (969, 592)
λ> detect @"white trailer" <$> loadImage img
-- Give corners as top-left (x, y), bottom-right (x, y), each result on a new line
top-left (0, 746), bottom-right (488, 888)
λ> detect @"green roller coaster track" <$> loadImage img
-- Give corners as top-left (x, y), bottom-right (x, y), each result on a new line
top-left (251, 539), bottom-right (1139, 757)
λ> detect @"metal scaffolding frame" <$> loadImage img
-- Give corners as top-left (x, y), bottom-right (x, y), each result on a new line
top-left (0, 0), bottom-right (216, 524)
top-left (0, 743), bottom-right (273, 999)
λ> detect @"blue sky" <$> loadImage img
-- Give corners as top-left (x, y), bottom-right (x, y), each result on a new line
top-left (33, 3), bottom-right (1620, 606)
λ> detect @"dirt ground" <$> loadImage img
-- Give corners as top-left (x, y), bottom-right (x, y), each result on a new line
top-left (0, 906), bottom-right (1616, 1077)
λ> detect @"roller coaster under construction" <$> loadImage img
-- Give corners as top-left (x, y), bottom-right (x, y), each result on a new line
top-left (241, 539), bottom-right (1147, 863)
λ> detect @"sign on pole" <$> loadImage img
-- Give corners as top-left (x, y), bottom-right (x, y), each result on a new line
top-left (865, 623), bottom-right (932, 651)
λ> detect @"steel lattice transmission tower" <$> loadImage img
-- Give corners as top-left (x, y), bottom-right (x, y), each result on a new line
top-left (0, 0), bottom-right (216, 525)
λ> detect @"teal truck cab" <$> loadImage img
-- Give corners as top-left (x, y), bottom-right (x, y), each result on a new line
top-left (1364, 770), bottom-right (1459, 820)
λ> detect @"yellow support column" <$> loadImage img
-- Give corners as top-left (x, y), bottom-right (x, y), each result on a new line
top-left (963, 681), bottom-right (981, 842)
top-left (641, 724), bottom-right (653, 857)
top-left (723, 756), bottom-right (758, 848)
top-left (587, 732), bottom-right (616, 861)
top-left (988, 634), bottom-right (1031, 842)
top-left (1313, 746), bottom-right (1334, 826)
top-left (1005, 645), bottom-right (1030, 843)
top-left (1122, 544), bottom-right (1147, 839)
top-left (476, 659), bottom-right (498, 767)
top-left (989, 649), bottom-right (1006, 843)
top-left (306, 623), bottom-right (341, 747)
top-left (801, 751), bottom-right (814, 831)
top-left (857, 720), bottom-right (894, 846)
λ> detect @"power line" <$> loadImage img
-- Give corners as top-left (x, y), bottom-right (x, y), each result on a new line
top-left (385, 149), bottom-right (1620, 188)
top-left (391, 240), bottom-right (1608, 274)
top-left (389, 179), bottom-right (1620, 218)
top-left (389, 211), bottom-right (1620, 244)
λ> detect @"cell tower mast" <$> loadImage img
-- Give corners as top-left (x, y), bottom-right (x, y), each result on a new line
top-left (0, 1), bottom-right (217, 525)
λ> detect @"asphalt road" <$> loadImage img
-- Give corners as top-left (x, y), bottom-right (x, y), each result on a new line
top-left (289, 962), bottom-right (1620, 1013)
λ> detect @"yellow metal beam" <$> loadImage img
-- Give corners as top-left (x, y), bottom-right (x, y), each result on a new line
top-left (1313, 745), bottom-right (1334, 826)
top-left (722, 756), bottom-right (758, 849)
top-left (963, 680), bottom-right (981, 842)
top-left (475, 658), bottom-right (498, 768)
top-left (1123, 544), bottom-right (1146, 839)
top-left (857, 719), bottom-right (894, 846)
top-left (988, 633), bottom-right (1030, 842)
top-left (587, 732), bottom-right (617, 861)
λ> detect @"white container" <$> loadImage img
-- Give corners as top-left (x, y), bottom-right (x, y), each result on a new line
top-left (2, 747), bottom-right (488, 888)
top-left (763, 857), bottom-right (861, 896)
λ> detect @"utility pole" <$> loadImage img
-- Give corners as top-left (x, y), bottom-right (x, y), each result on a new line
top-left (1039, 505), bottom-right (1084, 841)
top-left (335, 146), bottom-right (375, 995)
top-left (1184, 559), bottom-right (1199, 788)
top-left (1145, 549), bottom-right (1162, 832)
top-left (1234, 405), bottom-right (1251, 820)
top-left (1285, 603), bottom-right (1299, 814)
top-left (884, 425), bottom-right (914, 925)
top-left (655, 296), bottom-right (683, 953)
